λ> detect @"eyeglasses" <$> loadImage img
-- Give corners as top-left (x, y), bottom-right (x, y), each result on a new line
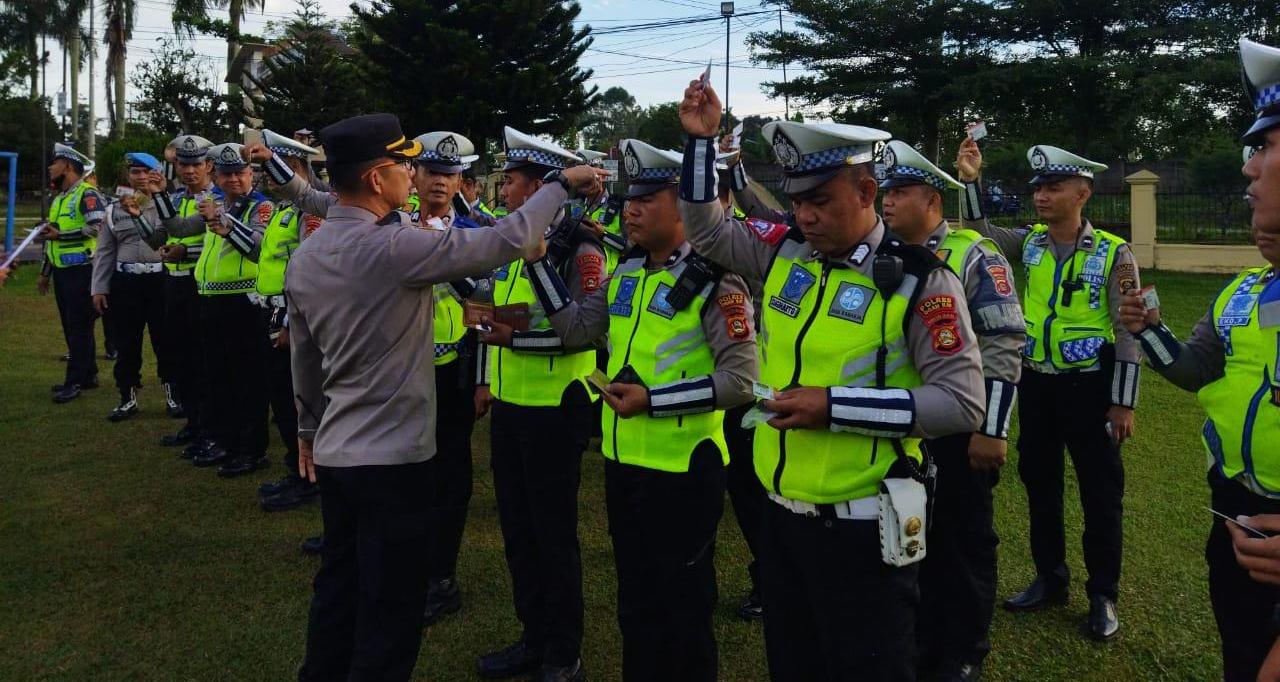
top-left (364, 159), bottom-right (412, 179)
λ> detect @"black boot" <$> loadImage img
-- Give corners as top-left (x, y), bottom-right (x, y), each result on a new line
top-left (300, 535), bottom-right (323, 556)
top-left (737, 589), bottom-right (764, 620)
top-left (108, 387), bottom-right (139, 422)
top-left (52, 376), bottom-right (98, 392)
top-left (161, 425), bottom-right (197, 447)
top-left (477, 640), bottom-right (542, 679)
top-left (534, 660), bottom-right (584, 682)
top-left (52, 384), bottom-right (82, 403)
top-left (192, 444), bottom-right (232, 468)
top-left (181, 438), bottom-right (214, 460)
top-left (258, 473), bottom-right (304, 498)
top-left (1003, 576), bottom-right (1068, 612)
top-left (422, 577), bottom-right (462, 626)
top-left (163, 382), bottom-right (185, 418)
top-left (217, 453), bottom-right (270, 478)
top-left (1087, 594), bottom-right (1119, 641)
top-left (259, 476), bottom-right (319, 511)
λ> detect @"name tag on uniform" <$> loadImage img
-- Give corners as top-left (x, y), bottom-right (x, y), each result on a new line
top-left (1080, 254), bottom-right (1107, 286)
top-left (768, 263), bottom-right (817, 318)
top-left (827, 282), bottom-right (875, 324)
top-left (1022, 243), bottom-right (1044, 266)
top-left (610, 276), bottom-right (640, 316)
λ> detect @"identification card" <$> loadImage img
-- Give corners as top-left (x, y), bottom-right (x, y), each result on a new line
top-left (699, 60), bottom-right (712, 88)
top-left (1204, 506), bottom-right (1270, 537)
top-left (966, 121), bottom-right (988, 141)
top-left (586, 368), bottom-right (611, 395)
top-left (1140, 285), bottom-right (1160, 311)
top-left (752, 382), bottom-right (776, 401)
top-left (740, 404), bottom-right (778, 430)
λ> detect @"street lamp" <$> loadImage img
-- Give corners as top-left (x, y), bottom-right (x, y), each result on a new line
top-left (721, 2), bottom-right (734, 129)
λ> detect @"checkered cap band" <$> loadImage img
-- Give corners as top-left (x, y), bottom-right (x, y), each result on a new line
top-left (1041, 163), bottom-right (1093, 177)
top-left (418, 149), bottom-right (463, 165)
top-left (1257, 83), bottom-right (1280, 111)
top-left (631, 166), bottom-right (679, 182)
top-left (886, 165), bottom-right (947, 191)
top-left (507, 148), bottom-right (569, 169)
top-left (269, 145), bottom-right (309, 159)
top-left (793, 145), bottom-right (872, 174)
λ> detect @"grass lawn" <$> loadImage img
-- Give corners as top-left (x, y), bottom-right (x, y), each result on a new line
top-left (0, 267), bottom-right (1234, 681)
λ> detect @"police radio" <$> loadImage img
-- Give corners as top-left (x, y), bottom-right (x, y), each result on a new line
top-left (664, 255), bottom-right (722, 312)
top-left (600, 193), bottom-right (624, 226)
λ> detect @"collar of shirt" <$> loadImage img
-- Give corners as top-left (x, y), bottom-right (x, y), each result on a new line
top-left (644, 240), bottom-right (692, 271)
top-left (1038, 218), bottom-right (1098, 252)
top-left (923, 220), bottom-right (950, 252)
top-left (801, 217), bottom-right (886, 278)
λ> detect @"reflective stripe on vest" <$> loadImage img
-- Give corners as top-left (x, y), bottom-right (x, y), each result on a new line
top-left (1020, 225), bottom-right (1121, 369)
top-left (602, 257), bottom-right (726, 472)
top-left (1199, 267), bottom-right (1280, 495)
top-left (257, 207), bottom-right (299, 296)
top-left (433, 284), bottom-right (466, 366)
top-left (754, 241), bottom-right (923, 503)
top-left (167, 190), bottom-right (215, 272)
top-left (488, 258), bottom-right (596, 406)
top-left (195, 198), bottom-right (263, 296)
top-left (45, 182), bottom-right (95, 268)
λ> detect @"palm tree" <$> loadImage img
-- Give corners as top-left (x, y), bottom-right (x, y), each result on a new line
top-left (0, 0), bottom-right (57, 100)
top-left (172, 0), bottom-right (265, 96)
top-left (51, 0), bottom-right (90, 143)
top-left (103, 0), bottom-right (133, 137)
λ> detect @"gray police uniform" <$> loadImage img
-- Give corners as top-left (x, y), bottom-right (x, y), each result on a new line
top-left (92, 197), bottom-right (170, 408)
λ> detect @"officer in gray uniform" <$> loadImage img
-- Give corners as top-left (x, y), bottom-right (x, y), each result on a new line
top-left (91, 152), bottom-right (172, 422)
top-left (678, 79), bottom-right (984, 682)
top-left (957, 138), bottom-right (1140, 640)
top-left (878, 141), bottom-right (1023, 681)
top-left (287, 112), bottom-right (604, 682)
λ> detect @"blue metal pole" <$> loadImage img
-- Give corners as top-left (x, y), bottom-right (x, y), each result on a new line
top-left (1, 152), bottom-right (16, 255)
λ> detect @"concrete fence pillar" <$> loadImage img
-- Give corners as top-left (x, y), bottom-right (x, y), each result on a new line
top-left (1125, 170), bottom-right (1159, 269)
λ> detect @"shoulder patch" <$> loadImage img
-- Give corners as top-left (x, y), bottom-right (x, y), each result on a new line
top-left (986, 261), bottom-right (1013, 297)
top-left (1114, 261), bottom-right (1137, 293)
top-left (576, 253), bottom-right (604, 293)
top-left (743, 217), bottom-right (788, 246)
top-left (717, 291), bottom-right (751, 341)
top-left (82, 193), bottom-right (101, 212)
top-left (916, 294), bottom-right (964, 356)
top-left (303, 214), bottom-right (322, 237)
top-left (256, 201), bottom-right (274, 226)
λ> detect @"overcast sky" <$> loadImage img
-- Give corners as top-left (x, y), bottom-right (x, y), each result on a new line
top-left (36, 0), bottom-right (814, 133)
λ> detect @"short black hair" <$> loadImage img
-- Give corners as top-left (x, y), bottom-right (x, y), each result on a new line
top-left (506, 164), bottom-right (553, 183)
top-left (329, 158), bottom-right (382, 194)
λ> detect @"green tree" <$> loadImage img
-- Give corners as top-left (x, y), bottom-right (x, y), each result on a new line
top-left (749, 0), bottom-right (1002, 159)
top-left (0, 96), bottom-right (60, 192)
top-left (249, 0), bottom-right (369, 134)
top-left (580, 85), bottom-right (640, 151)
top-left (104, 0), bottom-right (136, 139)
top-left (351, 0), bottom-right (597, 162)
top-left (130, 38), bottom-right (230, 139)
top-left (0, 0), bottom-right (58, 100)
top-left (634, 102), bottom-right (684, 151)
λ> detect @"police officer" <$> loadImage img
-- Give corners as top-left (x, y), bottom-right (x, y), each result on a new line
top-left (576, 148), bottom-right (628, 272)
top-left (461, 166), bottom-right (497, 221)
top-left (1116, 36), bottom-right (1280, 681)
top-left (252, 130), bottom-right (323, 512)
top-left (288, 112), bottom-right (603, 682)
top-left (957, 138), bottom-right (1140, 640)
top-left (41, 143), bottom-right (107, 403)
top-left (879, 141), bottom-right (1024, 681)
top-left (155, 142), bottom-right (274, 478)
top-left (680, 80), bottom-right (984, 682)
top-left (498, 138), bottom-right (757, 681)
top-left (91, 152), bottom-right (172, 422)
top-left (471, 127), bottom-right (605, 681)
top-left (411, 130), bottom-right (486, 626)
top-left (147, 134), bottom-right (220, 450)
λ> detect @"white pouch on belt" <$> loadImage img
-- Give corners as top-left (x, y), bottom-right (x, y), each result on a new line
top-left (878, 477), bottom-right (928, 567)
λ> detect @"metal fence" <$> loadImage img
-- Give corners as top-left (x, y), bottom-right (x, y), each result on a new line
top-left (1153, 191), bottom-right (1252, 244)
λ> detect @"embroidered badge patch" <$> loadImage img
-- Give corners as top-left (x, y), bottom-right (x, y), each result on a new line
top-left (768, 263), bottom-right (817, 318)
top-left (916, 294), bottom-right (963, 355)
top-left (827, 282), bottom-right (875, 324)
top-left (718, 292), bottom-right (751, 341)
top-left (576, 253), bottom-right (604, 293)
top-left (610, 276), bottom-right (640, 316)
top-left (647, 283), bottom-right (676, 319)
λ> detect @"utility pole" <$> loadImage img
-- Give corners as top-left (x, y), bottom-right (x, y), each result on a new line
top-left (779, 7), bottom-right (789, 120)
top-left (87, 0), bottom-right (96, 158)
top-left (721, 2), bottom-right (734, 132)
top-left (40, 31), bottom-right (48, 214)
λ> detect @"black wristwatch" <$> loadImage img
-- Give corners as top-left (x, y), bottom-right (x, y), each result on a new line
top-left (542, 169), bottom-right (575, 198)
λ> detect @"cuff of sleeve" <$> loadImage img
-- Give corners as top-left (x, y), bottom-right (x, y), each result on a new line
top-left (155, 192), bottom-right (177, 220)
top-left (136, 216), bottom-right (157, 240)
top-left (510, 329), bottom-right (565, 354)
top-left (648, 376), bottom-right (716, 418)
top-left (1134, 323), bottom-right (1180, 369)
top-left (225, 213), bottom-right (256, 255)
top-left (961, 181), bottom-right (985, 221)
top-left (680, 136), bottom-right (719, 204)
top-left (266, 154), bottom-right (295, 186)
top-left (979, 378), bottom-right (1017, 439)
top-left (729, 163), bottom-right (748, 192)
top-left (828, 387), bottom-right (916, 438)
top-left (526, 257), bottom-right (572, 315)
top-left (298, 428), bottom-right (316, 441)
top-left (1111, 360), bottom-right (1140, 408)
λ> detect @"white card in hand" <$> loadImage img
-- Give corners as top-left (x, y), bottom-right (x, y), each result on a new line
top-left (752, 382), bottom-right (775, 401)
top-left (1140, 285), bottom-right (1160, 310)
top-left (699, 60), bottom-right (712, 88)
top-left (732, 121), bottom-right (744, 149)
top-left (967, 121), bottom-right (988, 141)
top-left (740, 404), bottom-right (778, 430)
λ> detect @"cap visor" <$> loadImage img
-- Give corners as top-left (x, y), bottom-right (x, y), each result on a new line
top-left (419, 161), bottom-right (467, 175)
top-left (626, 181), bottom-right (676, 198)
top-left (1243, 113), bottom-right (1280, 145)
top-left (780, 168), bottom-right (841, 195)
